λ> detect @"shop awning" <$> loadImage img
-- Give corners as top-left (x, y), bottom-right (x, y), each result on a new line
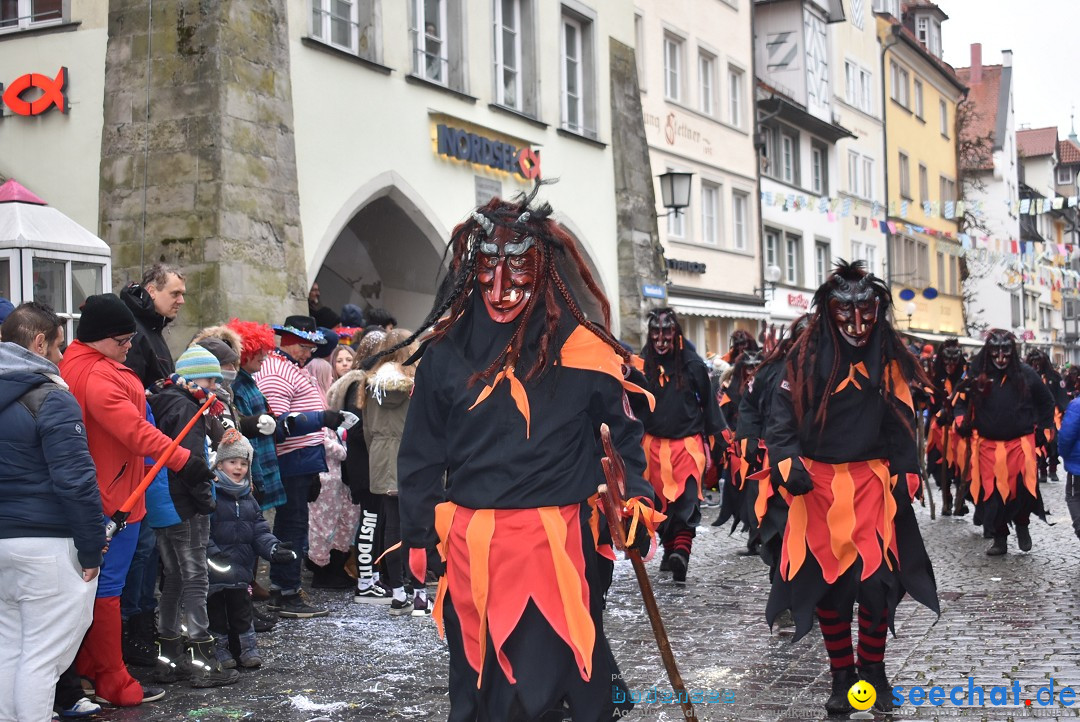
top-left (670, 296), bottom-right (771, 321)
top-left (0, 180), bottom-right (111, 257)
top-left (902, 330), bottom-right (984, 349)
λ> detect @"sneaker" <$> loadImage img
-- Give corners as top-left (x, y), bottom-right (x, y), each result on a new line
top-left (411, 592), bottom-right (434, 617)
top-left (276, 591), bottom-right (329, 619)
top-left (97, 685), bottom-right (166, 706)
top-left (389, 597), bottom-right (413, 616)
top-left (354, 583), bottom-right (393, 604)
top-left (266, 590), bottom-right (283, 612)
top-left (59, 696), bottom-right (102, 717)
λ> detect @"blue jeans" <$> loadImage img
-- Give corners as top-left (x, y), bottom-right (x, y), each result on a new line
top-left (156, 515), bottom-right (211, 641)
top-left (269, 474), bottom-right (316, 594)
top-left (120, 522), bottom-right (158, 618)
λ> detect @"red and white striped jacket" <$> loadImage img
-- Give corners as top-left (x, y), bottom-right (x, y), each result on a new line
top-left (255, 350), bottom-right (326, 457)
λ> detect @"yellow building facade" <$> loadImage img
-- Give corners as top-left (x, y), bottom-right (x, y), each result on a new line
top-left (878, 8), bottom-right (967, 335)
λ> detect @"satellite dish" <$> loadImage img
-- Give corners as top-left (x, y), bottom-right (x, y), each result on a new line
top-left (899, 288), bottom-right (916, 301)
top-left (922, 287), bottom-right (939, 300)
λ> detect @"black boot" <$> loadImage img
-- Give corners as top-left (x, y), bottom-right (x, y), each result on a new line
top-left (188, 639), bottom-right (240, 688)
top-left (153, 637), bottom-right (191, 684)
top-left (941, 487), bottom-right (953, 516)
top-left (825, 666), bottom-right (858, 714)
top-left (986, 535), bottom-right (1007, 556)
top-left (122, 612), bottom-right (159, 667)
top-left (311, 550), bottom-right (355, 590)
top-left (658, 546), bottom-right (672, 572)
top-left (1016, 525), bottom-right (1032, 551)
top-left (668, 550), bottom-right (688, 585)
top-left (859, 661), bottom-right (893, 712)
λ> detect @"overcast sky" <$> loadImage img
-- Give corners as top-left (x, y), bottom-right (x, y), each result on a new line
top-left (939, 0), bottom-right (1080, 139)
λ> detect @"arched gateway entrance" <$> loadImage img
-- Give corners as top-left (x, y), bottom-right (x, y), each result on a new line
top-left (310, 174), bottom-right (610, 333)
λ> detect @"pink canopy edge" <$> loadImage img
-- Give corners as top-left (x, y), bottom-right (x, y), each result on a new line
top-left (0, 179), bottom-right (47, 205)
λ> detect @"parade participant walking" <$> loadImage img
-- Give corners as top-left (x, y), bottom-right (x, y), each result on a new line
top-left (395, 192), bottom-right (658, 721)
top-left (716, 346), bottom-right (763, 552)
top-left (764, 261), bottom-right (938, 715)
top-left (1025, 348), bottom-right (1069, 482)
top-left (957, 331), bottom-right (1055, 555)
top-left (0, 303), bottom-right (104, 722)
top-left (926, 339), bottom-right (968, 515)
top-left (60, 294), bottom-right (197, 707)
top-left (639, 308), bottom-right (726, 583)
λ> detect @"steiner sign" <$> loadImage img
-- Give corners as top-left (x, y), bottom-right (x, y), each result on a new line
top-left (436, 123), bottom-right (541, 180)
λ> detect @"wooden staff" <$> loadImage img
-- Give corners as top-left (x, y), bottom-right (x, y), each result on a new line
top-left (598, 423), bottom-right (697, 722)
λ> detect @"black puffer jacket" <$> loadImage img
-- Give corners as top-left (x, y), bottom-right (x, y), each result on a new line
top-left (120, 282), bottom-right (175, 389)
top-left (206, 473), bottom-right (280, 592)
top-left (147, 384), bottom-right (215, 520)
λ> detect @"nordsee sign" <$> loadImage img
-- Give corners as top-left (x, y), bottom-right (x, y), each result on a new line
top-left (436, 124), bottom-right (541, 180)
top-left (642, 284), bottom-right (667, 299)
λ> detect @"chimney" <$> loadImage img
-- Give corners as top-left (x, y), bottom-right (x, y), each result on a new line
top-left (1002, 49), bottom-right (1013, 68)
top-left (970, 43), bottom-right (982, 84)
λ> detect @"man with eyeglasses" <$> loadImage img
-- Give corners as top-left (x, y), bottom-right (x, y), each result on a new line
top-left (60, 294), bottom-right (210, 708)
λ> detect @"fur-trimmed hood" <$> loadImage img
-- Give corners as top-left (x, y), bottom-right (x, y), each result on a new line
top-left (191, 325), bottom-right (244, 359)
top-left (326, 364), bottom-right (414, 412)
top-left (326, 369), bottom-right (366, 411)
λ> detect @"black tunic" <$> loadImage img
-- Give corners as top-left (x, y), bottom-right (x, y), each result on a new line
top-left (639, 348), bottom-right (726, 440)
top-left (969, 364), bottom-right (1055, 441)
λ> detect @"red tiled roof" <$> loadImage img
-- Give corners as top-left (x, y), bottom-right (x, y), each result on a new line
top-left (1017, 127), bottom-right (1059, 158)
top-left (1059, 138), bottom-right (1080, 166)
top-left (955, 65), bottom-right (1002, 171)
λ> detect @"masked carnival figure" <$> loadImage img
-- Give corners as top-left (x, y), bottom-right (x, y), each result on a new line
top-left (955, 331), bottom-right (1055, 555)
top-left (394, 191), bottom-right (661, 722)
top-left (639, 308), bottom-right (727, 584)
top-left (764, 261), bottom-right (938, 715)
top-left (715, 344), bottom-right (764, 554)
top-left (926, 339), bottom-right (969, 515)
top-left (1025, 348), bottom-right (1070, 482)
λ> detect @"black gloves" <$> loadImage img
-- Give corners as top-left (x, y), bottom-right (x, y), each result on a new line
top-left (307, 478), bottom-right (322, 503)
top-left (323, 409), bottom-right (345, 429)
top-left (195, 493), bottom-right (217, 515)
top-left (181, 452), bottom-right (213, 482)
top-left (629, 527), bottom-right (651, 557)
top-left (271, 542), bottom-right (297, 564)
top-left (782, 463), bottom-right (814, 496)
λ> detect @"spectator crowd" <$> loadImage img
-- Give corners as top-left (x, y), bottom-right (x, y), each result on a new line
top-left (0, 264), bottom-right (414, 721)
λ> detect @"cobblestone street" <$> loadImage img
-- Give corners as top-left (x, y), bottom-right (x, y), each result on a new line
top-left (101, 480), bottom-right (1080, 722)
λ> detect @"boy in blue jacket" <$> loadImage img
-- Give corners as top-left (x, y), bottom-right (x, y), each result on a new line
top-left (1056, 396), bottom-right (1080, 540)
top-left (207, 430), bottom-right (296, 669)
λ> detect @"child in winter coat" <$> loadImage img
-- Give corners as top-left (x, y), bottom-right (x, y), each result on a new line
top-left (207, 429), bottom-right (297, 668)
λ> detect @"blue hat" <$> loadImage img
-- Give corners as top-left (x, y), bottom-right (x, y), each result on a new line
top-left (311, 327), bottom-right (340, 359)
top-left (0, 297), bottom-right (13, 324)
top-left (272, 315), bottom-right (326, 345)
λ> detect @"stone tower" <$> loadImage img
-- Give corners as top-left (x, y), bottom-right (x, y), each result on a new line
top-left (98, 0), bottom-right (307, 351)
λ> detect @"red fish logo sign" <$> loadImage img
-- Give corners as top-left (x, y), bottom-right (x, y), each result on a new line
top-left (2, 67), bottom-right (68, 116)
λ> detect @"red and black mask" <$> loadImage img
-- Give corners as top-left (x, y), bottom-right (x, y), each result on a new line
top-left (987, 331), bottom-right (1015, 371)
top-left (941, 344), bottom-right (963, 376)
top-left (1025, 349), bottom-right (1048, 373)
top-left (827, 278), bottom-right (879, 347)
top-left (648, 310), bottom-right (678, 357)
top-left (475, 221), bottom-right (539, 324)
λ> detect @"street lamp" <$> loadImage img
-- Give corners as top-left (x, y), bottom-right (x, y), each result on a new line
top-left (905, 301), bottom-right (917, 328)
top-left (755, 264), bottom-right (782, 299)
top-left (657, 171), bottom-right (693, 218)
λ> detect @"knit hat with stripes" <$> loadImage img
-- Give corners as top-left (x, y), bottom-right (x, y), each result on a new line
top-left (175, 344), bottom-right (223, 381)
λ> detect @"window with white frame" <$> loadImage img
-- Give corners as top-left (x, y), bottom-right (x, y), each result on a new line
top-left (634, 13), bottom-right (646, 91)
top-left (0, 0), bottom-right (62, 31)
top-left (762, 121), bottom-right (799, 185)
top-left (848, 151), bottom-right (860, 194)
top-left (699, 51), bottom-right (716, 115)
top-left (862, 156), bottom-right (873, 199)
top-left (890, 61), bottom-right (909, 108)
top-left (413, 0), bottom-right (448, 84)
top-left (1058, 166), bottom-right (1076, 186)
top-left (859, 68), bottom-right (873, 113)
top-left (728, 65), bottom-right (744, 127)
top-left (785, 233), bottom-right (802, 285)
top-left (493, 0), bottom-right (523, 110)
top-left (913, 79), bottom-right (924, 118)
top-left (899, 151), bottom-right (911, 199)
top-left (815, 241), bottom-right (830, 286)
top-left (872, 0), bottom-right (900, 17)
top-left (864, 243), bottom-right (877, 275)
top-left (918, 163), bottom-right (928, 205)
top-left (939, 175), bottom-right (955, 204)
top-left (732, 191), bottom-right (749, 251)
top-left (701, 183), bottom-right (720, 244)
top-left (664, 34), bottom-right (683, 102)
top-left (765, 228), bottom-right (780, 272)
top-left (560, 9), bottom-right (596, 138)
top-left (811, 141), bottom-right (827, 195)
top-left (939, 99), bottom-right (949, 137)
top-left (29, 255), bottom-right (107, 342)
top-left (845, 61), bottom-right (859, 108)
